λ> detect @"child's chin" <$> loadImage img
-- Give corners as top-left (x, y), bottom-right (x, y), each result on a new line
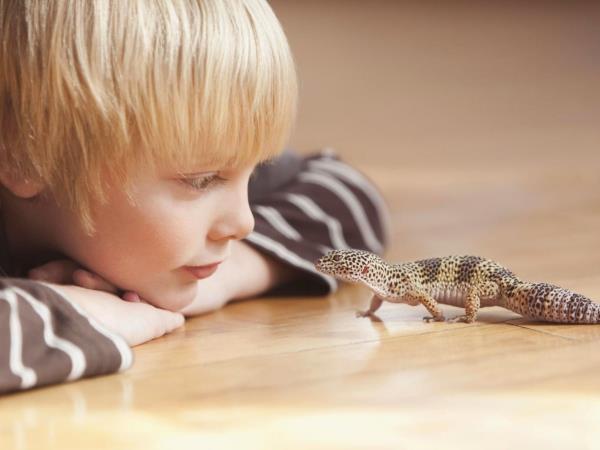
top-left (144, 283), bottom-right (198, 312)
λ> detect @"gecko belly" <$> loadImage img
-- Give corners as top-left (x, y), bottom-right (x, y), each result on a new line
top-left (428, 283), bottom-right (499, 307)
top-left (429, 284), bottom-right (468, 307)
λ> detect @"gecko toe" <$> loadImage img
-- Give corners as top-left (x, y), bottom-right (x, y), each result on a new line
top-left (447, 315), bottom-right (474, 323)
top-left (423, 316), bottom-right (444, 323)
top-left (423, 315), bottom-right (445, 322)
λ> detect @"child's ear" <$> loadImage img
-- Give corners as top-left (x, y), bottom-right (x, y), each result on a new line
top-left (0, 170), bottom-right (45, 199)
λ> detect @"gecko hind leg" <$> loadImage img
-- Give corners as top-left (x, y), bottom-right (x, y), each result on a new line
top-left (447, 289), bottom-right (480, 323)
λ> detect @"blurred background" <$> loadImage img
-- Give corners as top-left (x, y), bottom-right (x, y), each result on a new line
top-left (272, 0), bottom-right (599, 167)
top-left (271, 0), bottom-right (600, 289)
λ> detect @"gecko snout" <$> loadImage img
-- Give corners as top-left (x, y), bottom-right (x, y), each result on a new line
top-left (314, 255), bottom-right (334, 274)
top-left (315, 253), bottom-right (347, 277)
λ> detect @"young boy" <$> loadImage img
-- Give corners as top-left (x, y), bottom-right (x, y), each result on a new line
top-left (0, 0), bottom-right (390, 395)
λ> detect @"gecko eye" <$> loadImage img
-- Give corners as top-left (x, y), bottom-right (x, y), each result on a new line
top-left (332, 254), bottom-right (342, 262)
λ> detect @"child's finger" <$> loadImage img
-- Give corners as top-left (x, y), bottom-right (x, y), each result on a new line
top-left (28, 259), bottom-right (80, 283)
top-left (72, 269), bottom-right (119, 293)
top-left (122, 291), bottom-right (142, 302)
top-left (121, 291), bottom-right (151, 305)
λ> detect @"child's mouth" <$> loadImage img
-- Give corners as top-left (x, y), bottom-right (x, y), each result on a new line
top-left (183, 263), bottom-right (221, 279)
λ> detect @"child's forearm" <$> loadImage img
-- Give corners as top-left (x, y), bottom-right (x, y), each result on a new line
top-left (179, 241), bottom-right (299, 316)
top-left (27, 242), bottom-right (300, 317)
top-left (230, 240), bottom-right (298, 300)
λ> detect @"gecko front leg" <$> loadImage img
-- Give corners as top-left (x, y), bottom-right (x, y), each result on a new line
top-left (356, 294), bottom-right (383, 318)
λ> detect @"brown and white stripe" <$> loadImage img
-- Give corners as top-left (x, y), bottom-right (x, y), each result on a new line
top-left (0, 278), bottom-right (132, 394)
top-left (245, 150), bottom-right (390, 295)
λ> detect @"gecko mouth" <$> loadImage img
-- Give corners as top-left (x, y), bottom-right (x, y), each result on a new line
top-left (315, 265), bottom-right (340, 278)
top-left (315, 261), bottom-right (358, 281)
top-left (317, 268), bottom-right (357, 282)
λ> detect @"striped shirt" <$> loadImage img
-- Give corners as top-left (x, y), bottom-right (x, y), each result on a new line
top-left (0, 149), bottom-right (390, 395)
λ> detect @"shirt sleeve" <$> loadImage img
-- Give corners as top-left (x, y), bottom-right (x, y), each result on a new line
top-left (245, 148), bottom-right (392, 295)
top-left (0, 277), bottom-right (133, 395)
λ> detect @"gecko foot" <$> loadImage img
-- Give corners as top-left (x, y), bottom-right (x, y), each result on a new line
top-left (446, 315), bottom-right (475, 324)
top-left (422, 315), bottom-right (445, 323)
top-left (356, 310), bottom-right (383, 322)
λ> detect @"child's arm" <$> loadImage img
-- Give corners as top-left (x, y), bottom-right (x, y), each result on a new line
top-left (0, 278), bottom-right (128, 395)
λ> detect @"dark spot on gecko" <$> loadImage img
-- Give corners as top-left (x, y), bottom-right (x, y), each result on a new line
top-left (416, 258), bottom-right (442, 284)
top-left (456, 257), bottom-right (479, 283)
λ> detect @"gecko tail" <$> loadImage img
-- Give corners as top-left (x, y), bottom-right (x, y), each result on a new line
top-left (505, 282), bottom-right (600, 324)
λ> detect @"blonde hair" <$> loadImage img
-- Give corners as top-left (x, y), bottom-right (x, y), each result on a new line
top-left (0, 0), bottom-right (297, 234)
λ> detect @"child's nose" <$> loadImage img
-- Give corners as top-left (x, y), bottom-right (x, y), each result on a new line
top-left (232, 200), bottom-right (255, 240)
top-left (208, 192), bottom-right (255, 242)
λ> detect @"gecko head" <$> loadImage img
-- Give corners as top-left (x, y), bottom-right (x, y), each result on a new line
top-left (315, 249), bottom-right (383, 282)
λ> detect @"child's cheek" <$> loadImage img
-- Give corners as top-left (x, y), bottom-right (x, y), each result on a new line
top-left (116, 211), bottom-right (200, 272)
top-left (69, 180), bottom-right (211, 307)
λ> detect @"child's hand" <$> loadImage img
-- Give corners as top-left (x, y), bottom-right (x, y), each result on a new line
top-left (50, 284), bottom-right (184, 347)
top-left (28, 259), bottom-right (143, 302)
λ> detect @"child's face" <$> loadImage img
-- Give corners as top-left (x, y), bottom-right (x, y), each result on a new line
top-left (52, 162), bottom-right (256, 312)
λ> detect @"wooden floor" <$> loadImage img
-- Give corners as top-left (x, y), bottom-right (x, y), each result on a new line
top-left (2, 2), bottom-right (600, 449)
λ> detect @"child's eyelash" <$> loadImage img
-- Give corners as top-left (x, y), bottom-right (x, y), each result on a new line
top-left (180, 174), bottom-right (226, 192)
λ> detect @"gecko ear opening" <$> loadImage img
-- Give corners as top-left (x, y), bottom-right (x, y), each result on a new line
top-left (362, 265), bottom-right (370, 275)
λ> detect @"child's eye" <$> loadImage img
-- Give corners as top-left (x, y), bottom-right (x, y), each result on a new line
top-left (180, 173), bottom-right (226, 192)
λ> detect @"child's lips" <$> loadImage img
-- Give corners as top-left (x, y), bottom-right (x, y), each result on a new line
top-left (183, 263), bottom-right (221, 279)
